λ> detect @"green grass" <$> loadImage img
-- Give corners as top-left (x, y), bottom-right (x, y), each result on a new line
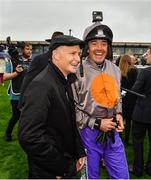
top-left (0, 82), bottom-right (150, 179)
top-left (0, 82), bottom-right (28, 179)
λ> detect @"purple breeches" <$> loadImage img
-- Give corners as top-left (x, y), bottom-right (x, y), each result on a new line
top-left (80, 127), bottom-right (129, 179)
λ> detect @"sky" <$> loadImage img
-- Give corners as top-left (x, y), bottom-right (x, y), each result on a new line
top-left (0, 0), bottom-right (151, 42)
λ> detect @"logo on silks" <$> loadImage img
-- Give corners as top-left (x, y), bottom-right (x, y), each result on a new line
top-left (95, 29), bottom-right (105, 38)
top-left (90, 73), bottom-right (119, 108)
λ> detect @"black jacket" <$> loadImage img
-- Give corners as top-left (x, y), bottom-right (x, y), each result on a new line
top-left (10, 57), bottom-right (31, 94)
top-left (121, 67), bottom-right (138, 119)
top-left (132, 66), bottom-right (151, 124)
top-left (18, 61), bottom-right (86, 178)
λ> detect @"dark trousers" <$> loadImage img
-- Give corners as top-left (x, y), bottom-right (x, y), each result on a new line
top-left (125, 118), bottom-right (132, 144)
top-left (5, 100), bottom-right (20, 136)
top-left (132, 121), bottom-right (151, 175)
top-left (27, 156), bottom-right (78, 179)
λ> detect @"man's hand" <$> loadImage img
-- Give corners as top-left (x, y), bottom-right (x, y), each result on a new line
top-left (56, 176), bottom-right (62, 179)
top-left (115, 114), bottom-right (124, 132)
top-left (76, 157), bottom-right (86, 172)
top-left (55, 156), bottom-right (86, 178)
top-left (15, 64), bottom-right (24, 73)
top-left (100, 118), bottom-right (116, 132)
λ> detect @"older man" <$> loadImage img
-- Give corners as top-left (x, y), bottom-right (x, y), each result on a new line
top-left (18, 35), bottom-right (86, 179)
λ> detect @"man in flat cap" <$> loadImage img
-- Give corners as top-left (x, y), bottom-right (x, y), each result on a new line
top-left (18, 35), bottom-right (86, 179)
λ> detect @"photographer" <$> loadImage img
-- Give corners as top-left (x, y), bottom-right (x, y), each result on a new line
top-left (3, 41), bottom-right (32, 141)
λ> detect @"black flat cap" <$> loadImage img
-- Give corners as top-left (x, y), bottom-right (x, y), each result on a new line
top-left (49, 35), bottom-right (85, 51)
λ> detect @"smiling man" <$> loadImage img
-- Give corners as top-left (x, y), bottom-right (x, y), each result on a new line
top-left (73, 23), bottom-right (129, 179)
top-left (18, 35), bottom-right (86, 179)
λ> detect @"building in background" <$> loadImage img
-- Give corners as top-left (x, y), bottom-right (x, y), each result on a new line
top-left (113, 42), bottom-right (151, 64)
top-left (0, 40), bottom-right (150, 64)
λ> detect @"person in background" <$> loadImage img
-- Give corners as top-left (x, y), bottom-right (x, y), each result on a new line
top-left (119, 54), bottom-right (138, 146)
top-left (73, 22), bottom-right (129, 179)
top-left (18, 35), bottom-right (86, 179)
top-left (115, 55), bottom-right (121, 66)
top-left (131, 46), bottom-right (151, 177)
top-left (3, 42), bottom-right (32, 141)
top-left (45, 31), bottom-right (64, 43)
top-left (130, 55), bottom-right (137, 66)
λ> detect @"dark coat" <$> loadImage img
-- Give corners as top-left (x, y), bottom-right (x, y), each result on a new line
top-left (10, 56), bottom-right (31, 94)
top-left (132, 66), bottom-right (151, 124)
top-left (121, 67), bottom-right (138, 119)
top-left (18, 61), bottom-right (86, 178)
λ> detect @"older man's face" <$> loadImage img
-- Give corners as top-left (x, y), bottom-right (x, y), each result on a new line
top-left (145, 49), bottom-right (151, 64)
top-left (53, 45), bottom-right (81, 77)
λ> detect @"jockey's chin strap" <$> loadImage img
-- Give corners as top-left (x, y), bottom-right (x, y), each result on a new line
top-left (96, 60), bottom-right (105, 69)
